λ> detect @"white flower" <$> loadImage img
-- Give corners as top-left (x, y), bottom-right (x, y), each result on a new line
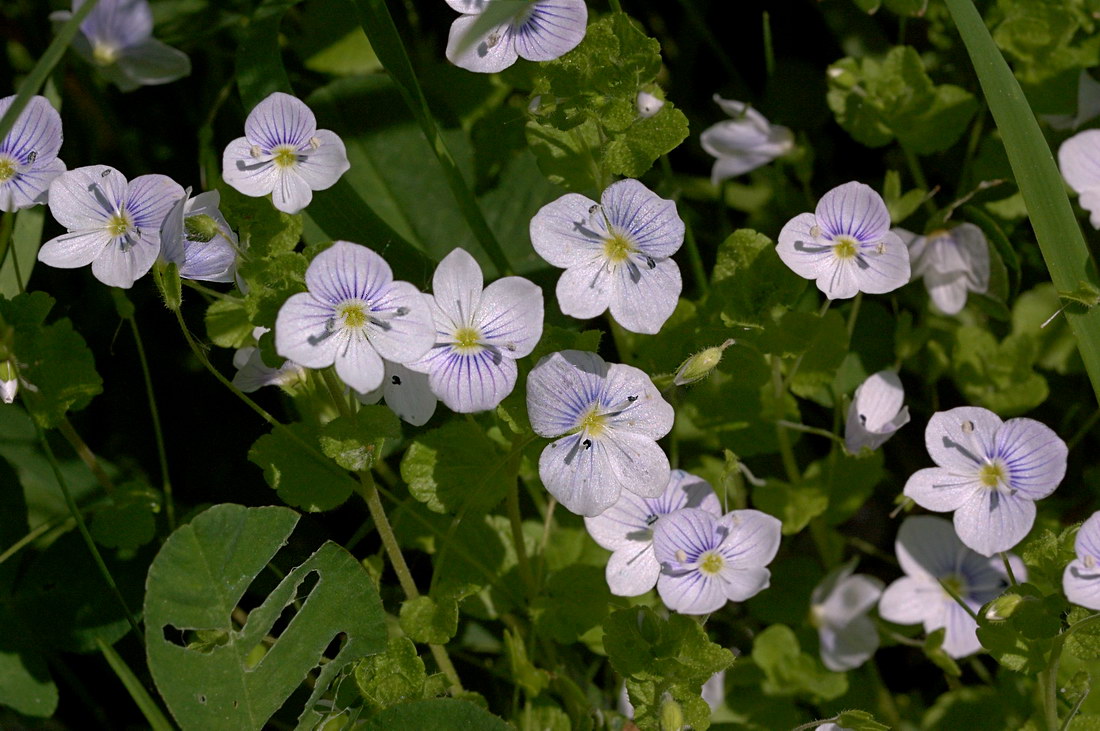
top-left (844, 370), bottom-right (909, 453)
top-left (584, 469), bottom-right (721, 596)
top-left (903, 406), bottom-right (1067, 557)
top-left (38, 165), bottom-right (184, 288)
top-left (700, 96), bottom-right (793, 184)
top-left (222, 92), bottom-right (350, 215)
top-left (407, 248), bottom-right (543, 413)
top-left (231, 327), bottom-right (306, 393)
top-left (810, 561), bottom-right (884, 671)
top-left (1063, 512), bottom-right (1100, 610)
top-left (776, 181), bottom-right (910, 300)
top-left (896, 224), bottom-right (990, 315)
top-left (879, 516), bottom-right (1024, 658)
top-left (636, 91), bottom-right (664, 119)
top-left (1059, 129), bottom-right (1100, 229)
top-left (526, 350), bottom-right (674, 516)
top-left (159, 188), bottom-right (238, 283)
top-left (355, 360), bottom-right (438, 427)
top-left (445, 0), bottom-right (588, 74)
top-left (0, 95), bottom-right (65, 212)
top-left (274, 241), bottom-right (435, 393)
top-left (0, 359), bottom-right (18, 404)
top-left (530, 179), bottom-right (684, 334)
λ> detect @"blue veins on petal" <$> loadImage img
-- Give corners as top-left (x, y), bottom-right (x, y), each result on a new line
top-left (0, 95), bottom-right (66, 212)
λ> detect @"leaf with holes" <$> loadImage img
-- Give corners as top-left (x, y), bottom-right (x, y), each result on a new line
top-left (144, 503), bottom-right (387, 731)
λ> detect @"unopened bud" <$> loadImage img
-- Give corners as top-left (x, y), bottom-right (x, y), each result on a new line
top-left (636, 90), bottom-right (665, 118)
top-left (659, 697), bottom-right (684, 731)
top-left (984, 592), bottom-right (1026, 622)
top-left (0, 360), bottom-right (18, 404)
top-left (184, 214), bottom-right (220, 243)
top-left (674, 339), bottom-right (735, 385)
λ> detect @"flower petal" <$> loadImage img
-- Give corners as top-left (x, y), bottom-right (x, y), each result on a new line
top-left (513, 0), bottom-right (588, 62)
top-left (822, 574), bottom-right (885, 626)
top-left (382, 361), bottom-right (436, 426)
top-left (605, 544), bottom-right (661, 596)
top-left (608, 256), bottom-right (681, 334)
top-left (953, 489), bottom-right (1036, 557)
top-left (939, 601), bottom-right (981, 658)
top-left (446, 15), bottom-right (519, 73)
top-left (477, 276), bottom-right (544, 358)
top-left (47, 165), bottom-right (125, 230)
top-left (0, 95), bottom-right (63, 163)
top-left (814, 181), bottom-right (890, 243)
top-left (126, 173), bottom-right (184, 230)
top-left (820, 613), bottom-right (880, 671)
top-left (605, 430), bottom-right (671, 500)
top-left (334, 331), bottom-right (385, 393)
top-left (432, 247), bottom-right (484, 328)
top-left (776, 212), bottom-right (834, 279)
top-left (904, 467), bottom-right (977, 513)
top-left (708, 153), bottom-right (777, 185)
top-left (38, 230), bottom-right (111, 269)
top-left (604, 362), bottom-right (675, 440)
top-left (246, 92), bottom-right (317, 150)
top-left (365, 281), bottom-right (436, 365)
top-left (81, 0), bottom-right (153, 48)
top-left (222, 137), bottom-right (278, 199)
top-left (657, 570), bottom-right (728, 614)
top-left (305, 240), bottom-right (392, 303)
top-left (270, 168), bottom-right (314, 214)
top-left (925, 406), bottom-right (1004, 472)
top-left (526, 349), bottom-right (608, 437)
top-left (924, 269), bottom-right (970, 315)
top-left (90, 234), bottom-right (160, 288)
top-left (426, 347), bottom-right (517, 413)
top-left (274, 292), bottom-right (339, 369)
top-left (852, 232), bottom-right (911, 297)
top-left (851, 369), bottom-right (906, 433)
top-left (538, 433), bottom-right (622, 516)
top-left (895, 515), bottom-right (968, 581)
top-left (293, 129), bottom-right (350, 192)
top-left (556, 260), bottom-right (613, 321)
top-left (116, 38), bottom-right (191, 87)
top-left (1059, 129), bottom-right (1100, 195)
top-left (584, 489), bottom-right (653, 551)
top-left (601, 179), bottom-right (685, 260)
top-left (1064, 559), bottom-right (1100, 611)
top-left (1076, 513), bottom-right (1100, 563)
top-left (717, 510), bottom-right (782, 569)
top-left (0, 156), bottom-right (66, 211)
top-left (995, 417), bottom-right (1067, 500)
top-left (719, 565), bottom-right (771, 602)
top-left (529, 192), bottom-right (604, 268)
top-left (879, 576), bottom-right (936, 626)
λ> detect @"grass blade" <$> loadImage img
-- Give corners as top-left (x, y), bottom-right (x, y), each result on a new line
top-left (96, 638), bottom-right (175, 731)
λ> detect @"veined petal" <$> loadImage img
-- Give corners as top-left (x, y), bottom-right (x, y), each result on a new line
top-left (274, 292), bottom-right (339, 369)
top-left (819, 613), bottom-right (879, 671)
top-left (556, 260), bottom-right (613, 321)
top-left (716, 510), bottom-right (782, 569)
top-left (850, 369), bottom-right (905, 432)
top-left (80, 0), bottom-right (153, 49)
top-left (776, 213), bottom-right (833, 281)
top-left (526, 349), bottom-right (608, 437)
top-left (158, 191), bottom-right (188, 265)
top-left (116, 38), bottom-right (190, 87)
top-left (513, 0), bottom-right (588, 62)
top-left (853, 231), bottom-right (910, 295)
top-left (939, 601), bottom-right (981, 658)
top-left (608, 256), bottom-right (681, 334)
top-left (477, 275), bottom-right (544, 358)
top-left (603, 362), bottom-right (675, 439)
top-left (529, 192), bottom-right (605, 268)
top-left (904, 467), bottom-right (977, 512)
top-left (365, 280), bottom-right (436, 365)
top-left (222, 137), bottom-right (279, 198)
top-left (601, 179), bottom-right (685, 259)
top-left (925, 406), bottom-right (1004, 473)
top-left (954, 490), bottom-right (1036, 557)
top-left (538, 433), bottom-right (622, 516)
top-left (0, 156), bottom-right (66, 211)
top-left (0, 95), bottom-right (63, 163)
top-left (38, 230), bottom-right (111, 269)
top-left (700, 119), bottom-right (770, 158)
top-left (47, 165), bottom-right (126, 230)
top-left (305, 240), bottom-right (393, 303)
top-left (90, 233), bottom-right (160, 288)
top-left (1064, 559), bottom-right (1100, 610)
top-left (584, 490), bottom-right (654, 551)
top-left (245, 92), bottom-right (317, 150)
top-left (446, 15), bottom-right (519, 73)
top-left (604, 430), bottom-right (671, 500)
top-left (427, 347), bottom-right (517, 413)
top-left (293, 129), bottom-right (350, 192)
top-left (719, 565), bottom-right (771, 602)
top-left (270, 168), bottom-right (314, 214)
top-left (657, 570), bottom-right (727, 614)
top-left (179, 235), bottom-right (237, 282)
top-left (953, 223), bottom-right (991, 292)
top-left (1059, 129), bottom-right (1100, 195)
top-left (995, 417), bottom-right (1067, 500)
top-left (334, 332), bottom-right (385, 394)
top-left (432, 247), bottom-right (484, 328)
top-left (1076, 513), bottom-right (1100, 564)
top-left (126, 173), bottom-right (184, 230)
top-left (382, 361), bottom-right (436, 426)
top-left (446, 0), bottom-right (489, 12)
top-left (604, 544), bottom-right (661, 597)
top-left (878, 576), bottom-right (936, 626)
top-left (815, 181), bottom-right (890, 243)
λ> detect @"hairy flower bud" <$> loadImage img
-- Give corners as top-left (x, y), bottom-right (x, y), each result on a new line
top-left (659, 696), bottom-right (684, 731)
top-left (0, 359), bottom-right (18, 404)
top-left (673, 339), bottom-right (735, 385)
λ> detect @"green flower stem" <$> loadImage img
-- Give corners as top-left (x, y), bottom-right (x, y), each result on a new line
top-left (660, 155), bottom-right (709, 295)
top-left (608, 0), bottom-right (623, 12)
top-left (127, 315), bottom-right (175, 531)
top-left (1000, 551), bottom-right (1018, 586)
top-left (180, 279), bottom-right (229, 301)
top-left (790, 716), bottom-right (841, 731)
top-left (352, 470), bottom-right (464, 694)
top-left (505, 444), bottom-right (538, 600)
top-left (939, 576), bottom-right (978, 621)
top-left (1045, 613), bottom-right (1100, 731)
top-left (0, 212), bottom-right (14, 275)
top-left (58, 416), bottom-right (116, 497)
top-left (777, 419), bottom-right (844, 446)
top-left (1066, 406), bottom-right (1100, 452)
top-left (903, 145), bottom-right (938, 216)
top-left (771, 355), bottom-right (800, 484)
top-left (320, 367), bottom-right (353, 419)
top-left (36, 421), bottom-right (143, 644)
top-left (944, 0), bottom-right (1100, 405)
top-left (96, 637), bottom-right (174, 731)
top-left (846, 291), bottom-right (862, 339)
top-left (0, 512), bottom-right (78, 566)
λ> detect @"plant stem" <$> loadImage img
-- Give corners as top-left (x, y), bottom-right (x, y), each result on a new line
top-left (771, 356), bottom-right (800, 483)
top-left (608, 0), bottom-right (623, 11)
top-left (58, 416), bottom-right (116, 497)
top-left (96, 637), bottom-right (174, 731)
top-left (0, 211), bottom-right (14, 275)
top-left (846, 291), bottom-right (863, 339)
top-left (321, 367), bottom-right (352, 419)
top-left (1000, 551), bottom-right (1018, 586)
top-left (128, 315), bottom-right (175, 531)
top-left (352, 470), bottom-right (464, 693)
top-left (505, 455), bottom-right (537, 600)
top-left (777, 419), bottom-right (844, 446)
top-left (0, 512), bottom-right (78, 566)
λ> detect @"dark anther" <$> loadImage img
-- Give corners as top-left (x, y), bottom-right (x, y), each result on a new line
top-left (101, 169), bottom-right (111, 177)
top-left (582, 439), bottom-right (592, 450)
top-left (646, 257), bottom-right (656, 269)
top-left (627, 395), bottom-right (638, 402)
top-left (395, 307), bottom-right (409, 316)
top-left (391, 375), bottom-right (402, 385)
top-left (645, 514), bottom-right (658, 526)
top-left (27, 151), bottom-right (37, 163)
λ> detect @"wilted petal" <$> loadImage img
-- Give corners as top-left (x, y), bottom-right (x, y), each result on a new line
top-left (953, 490), bottom-right (1036, 557)
top-left (609, 256), bottom-right (681, 335)
top-left (513, 0), bottom-right (588, 62)
top-left (446, 15), bottom-right (519, 73)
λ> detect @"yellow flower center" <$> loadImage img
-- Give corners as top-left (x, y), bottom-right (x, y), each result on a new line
top-left (107, 212), bottom-right (132, 237)
top-left (699, 551), bottom-right (725, 575)
top-left (272, 145), bottom-right (299, 168)
top-left (92, 42), bottom-right (119, 66)
top-left (453, 327), bottom-right (482, 354)
top-left (0, 157), bottom-right (15, 182)
top-left (940, 573), bottom-right (967, 599)
top-left (338, 301), bottom-right (368, 329)
top-left (979, 461), bottom-right (1007, 489)
top-left (577, 406), bottom-right (608, 438)
top-left (603, 231), bottom-right (635, 263)
top-left (833, 235), bottom-right (858, 259)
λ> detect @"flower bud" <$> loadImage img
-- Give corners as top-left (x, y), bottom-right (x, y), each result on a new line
top-left (0, 359), bottom-right (18, 404)
top-left (183, 213), bottom-right (220, 243)
top-left (636, 90), bottom-right (665, 118)
top-left (984, 592), bottom-right (1028, 622)
top-left (659, 696), bottom-right (684, 731)
top-left (673, 339), bottom-right (735, 386)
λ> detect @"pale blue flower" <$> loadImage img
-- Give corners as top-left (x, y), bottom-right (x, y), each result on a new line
top-left (700, 96), bottom-right (793, 184)
top-left (896, 224), bottom-right (990, 315)
top-left (354, 360), bottom-right (438, 427)
top-left (526, 349), bottom-right (674, 516)
top-left (222, 92), bottom-right (350, 215)
top-left (903, 406), bottom-right (1067, 557)
top-left (530, 178), bottom-right (684, 334)
top-left (584, 469), bottom-right (721, 596)
top-left (274, 241), bottom-right (435, 394)
top-left (445, 0), bottom-right (588, 73)
top-left (1063, 512), bottom-right (1100, 610)
top-left (232, 327), bottom-right (306, 393)
top-left (52, 0), bottom-right (190, 92)
top-left (879, 516), bottom-right (1024, 658)
top-left (0, 95), bottom-right (65, 212)
top-left (652, 508), bottom-right (782, 614)
top-left (810, 560), bottom-right (884, 671)
top-left (777, 181), bottom-right (910, 300)
top-left (39, 165), bottom-right (184, 288)
top-left (407, 247), bottom-right (543, 413)
top-left (159, 188), bottom-right (237, 282)
top-left (844, 370), bottom-right (909, 453)
top-left (1059, 129), bottom-right (1100, 229)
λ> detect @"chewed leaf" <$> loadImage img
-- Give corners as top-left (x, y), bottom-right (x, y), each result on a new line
top-left (145, 504), bottom-right (387, 731)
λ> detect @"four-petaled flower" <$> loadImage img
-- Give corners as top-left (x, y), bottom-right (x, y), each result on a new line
top-left (1059, 129), bottom-right (1100, 229)
top-left (159, 188), bottom-right (238, 282)
top-left (700, 96), bottom-right (794, 184)
top-left (776, 181), bottom-right (910, 300)
top-left (222, 92), bottom-right (350, 215)
top-left (879, 516), bottom-right (1024, 658)
top-left (407, 247), bottom-right (543, 413)
top-left (584, 469), bottom-right (721, 596)
top-left (0, 95), bottom-right (66, 212)
top-left (445, 0), bottom-right (588, 74)
top-left (652, 508), bottom-right (782, 615)
top-left (844, 370), bottom-right (909, 453)
top-left (355, 360), bottom-right (438, 427)
top-left (52, 0), bottom-right (191, 92)
top-left (39, 165), bottom-right (183, 288)
top-left (274, 241), bottom-right (435, 394)
top-left (903, 406), bottom-right (1067, 557)
top-left (530, 179), bottom-right (684, 334)
top-left (526, 349), bottom-right (674, 516)
top-left (1063, 512), bottom-right (1100, 611)
top-left (810, 561), bottom-right (884, 671)
top-left (896, 223), bottom-right (990, 315)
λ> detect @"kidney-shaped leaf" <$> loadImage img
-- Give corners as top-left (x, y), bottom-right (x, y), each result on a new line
top-left (145, 504), bottom-right (386, 731)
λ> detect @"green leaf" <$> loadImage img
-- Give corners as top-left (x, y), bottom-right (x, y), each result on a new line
top-left (807, 450), bottom-right (885, 525)
top-left (0, 206), bottom-right (44, 299)
top-left (603, 103), bottom-right (690, 179)
top-left (750, 624), bottom-right (847, 701)
top-left (400, 421), bottom-right (512, 516)
top-left (359, 698), bottom-right (510, 730)
top-left (399, 595), bottom-right (459, 645)
top-left (304, 29), bottom-right (380, 76)
top-left (249, 423), bottom-right (356, 512)
top-left (710, 229), bottom-right (806, 328)
top-left (234, 0), bottom-right (298, 110)
top-left (204, 298), bottom-right (255, 349)
top-left (951, 326), bottom-right (1048, 415)
top-left (145, 504), bottom-right (387, 731)
top-left (836, 710), bottom-right (891, 731)
top-left (504, 629), bottom-right (550, 697)
top-left (318, 406), bottom-right (400, 472)
top-left (530, 566), bottom-right (611, 644)
top-left (0, 634), bottom-right (56, 717)
top-left (883, 0), bottom-right (928, 15)
top-left (752, 479), bottom-right (828, 535)
top-left (525, 117), bottom-right (604, 193)
top-left (1066, 606), bottom-right (1100, 660)
top-left (90, 482), bottom-right (160, 551)
top-left (353, 636), bottom-right (428, 713)
top-left (883, 169), bottom-right (927, 224)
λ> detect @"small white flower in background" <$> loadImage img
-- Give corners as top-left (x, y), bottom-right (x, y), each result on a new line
top-left (159, 188), bottom-right (238, 283)
top-left (1044, 70), bottom-right (1100, 130)
top-left (0, 359), bottom-right (18, 404)
top-left (652, 508), bottom-right (782, 614)
top-left (274, 241), bottom-right (435, 394)
top-left (636, 90), bottom-right (664, 118)
top-left (38, 165), bottom-right (184, 288)
top-left (879, 516), bottom-right (1024, 658)
top-left (526, 349), bottom-right (674, 516)
top-left (896, 224), bottom-right (990, 315)
top-left (700, 96), bottom-right (794, 184)
top-left (777, 181), bottom-right (910, 300)
top-left (1063, 512), bottom-right (1100, 610)
top-left (407, 248), bottom-right (543, 413)
top-left (231, 327), bottom-right (306, 393)
top-left (0, 95), bottom-right (66, 212)
top-left (903, 406), bottom-right (1067, 557)
top-left (355, 360), bottom-right (438, 427)
top-left (222, 92), bottom-right (350, 215)
top-left (810, 560), bottom-right (884, 671)
top-left (445, 0), bottom-right (588, 73)
top-left (51, 0), bottom-right (190, 92)
top-left (1059, 129), bottom-right (1100, 229)
top-left (844, 370), bottom-right (909, 453)
top-left (530, 178), bottom-right (684, 334)
top-left (584, 469), bottom-right (721, 596)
